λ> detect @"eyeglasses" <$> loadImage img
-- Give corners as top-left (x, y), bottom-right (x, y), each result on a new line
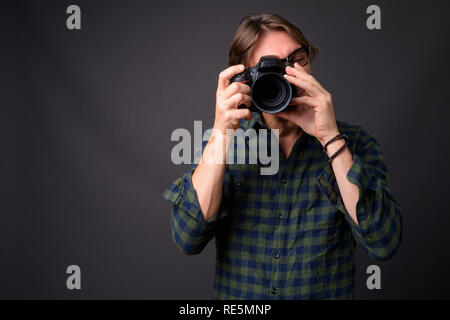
top-left (283, 46), bottom-right (311, 67)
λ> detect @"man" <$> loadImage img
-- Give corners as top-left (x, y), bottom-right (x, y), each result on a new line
top-left (163, 13), bottom-right (402, 299)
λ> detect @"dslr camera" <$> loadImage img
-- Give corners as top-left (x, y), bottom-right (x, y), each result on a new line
top-left (230, 55), bottom-right (297, 114)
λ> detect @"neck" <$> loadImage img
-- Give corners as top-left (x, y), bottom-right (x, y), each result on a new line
top-left (262, 113), bottom-right (303, 159)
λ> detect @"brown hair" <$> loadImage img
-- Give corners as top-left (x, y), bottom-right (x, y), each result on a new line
top-left (228, 13), bottom-right (318, 67)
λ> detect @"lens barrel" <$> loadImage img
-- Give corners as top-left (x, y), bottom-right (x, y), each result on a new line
top-left (251, 72), bottom-right (293, 113)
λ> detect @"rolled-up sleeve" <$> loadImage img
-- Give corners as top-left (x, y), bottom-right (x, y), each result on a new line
top-left (162, 166), bottom-right (221, 255)
top-left (317, 126), bottom-right (403, 261)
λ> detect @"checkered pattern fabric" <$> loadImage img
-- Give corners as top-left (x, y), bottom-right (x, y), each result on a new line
top-left (163, 112), bottom-right (402, 299)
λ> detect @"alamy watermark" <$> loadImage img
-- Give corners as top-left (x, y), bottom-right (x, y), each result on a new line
top-left (170, 121), bottom-right (280, 175)
top-left (366, 265), bottom-right (381, 290)
top-left (366, 5), bottom-right (381, 30)
top-left (66, 265), bottom-right (81, 290)
top-left (66, 5), bottom-right (81, 30)
top-left (65, 4), bottom-right (380, 31)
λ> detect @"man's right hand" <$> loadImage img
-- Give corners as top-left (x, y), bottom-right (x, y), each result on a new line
top-left (214, 64), bottom-right (253, 134)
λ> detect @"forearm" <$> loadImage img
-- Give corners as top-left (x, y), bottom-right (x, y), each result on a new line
top-left (192, 130), bottom-right (229, 221)
top-left (316, 129), bottom-right (402, 261)
top-left (321, 136), bottom-right (359, 225)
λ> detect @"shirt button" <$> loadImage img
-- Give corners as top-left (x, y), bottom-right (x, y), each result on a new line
top-left (272, 250), bottom-right (280, 259)
top-left (280, 178), bottom-right (287, 184)
top-left (236, 181), bottom-right (241, 187)
top-left (277, 213), bottom-right (283, 224)
top-left (271, 287), bottom-right (277, 295)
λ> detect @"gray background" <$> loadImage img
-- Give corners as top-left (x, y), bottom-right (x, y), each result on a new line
top-left (1, 0), bottom-right (450, 299)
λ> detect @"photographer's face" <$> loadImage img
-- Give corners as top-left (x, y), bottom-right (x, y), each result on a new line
top-left (249, 30), bottom-right (311, 123)
top-left (249, 30), bottom-right (311, 75)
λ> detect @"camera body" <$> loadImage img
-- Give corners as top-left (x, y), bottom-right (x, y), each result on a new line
top-left (230, 55), bottom-right (297, 113)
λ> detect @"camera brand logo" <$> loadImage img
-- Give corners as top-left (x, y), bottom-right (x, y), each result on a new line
top-left (170, 121), bottom-right (280, 175)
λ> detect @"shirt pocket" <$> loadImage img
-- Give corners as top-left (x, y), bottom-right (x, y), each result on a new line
top-left (227, 172), bottom-right (259, 229)
top-left (222, 168), bottom-right (268, 265)
top-left (296, 188), bottom-right (345, 247)
top-left (226, 164), bottom-right (261, 217)
top-left (302, 201), bottom-right (343, 230)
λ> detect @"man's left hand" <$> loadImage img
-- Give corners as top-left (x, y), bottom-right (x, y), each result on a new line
top-left (277, 62), bottom-right (340, 146)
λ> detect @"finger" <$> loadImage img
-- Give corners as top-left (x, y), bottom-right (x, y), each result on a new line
top-left (286, 63), bottom-right (311, 78)
top-left (276, 109), bottom-right (297, 122)
top-left (288, 96), bottom-right (319, 108)
top-left (217, 64), bottom-right (245, 93)
top-left (284, 74), bottom-right (321, 97)
top-left (286, 64), bottom-right (327, 93)
top-left (223, 92), bottom-right (252, 109)
top-left (228, 108), bottom-right (253, 121)
top-left (222, 81), bottom-right (251, 100)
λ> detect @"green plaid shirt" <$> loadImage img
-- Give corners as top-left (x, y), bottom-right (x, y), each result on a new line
top-left (163, 112), bottom-right (402, 299)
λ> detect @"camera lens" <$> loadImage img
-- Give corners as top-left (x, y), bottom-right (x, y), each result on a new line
top-left (251, 73), bottom-right (293, 113)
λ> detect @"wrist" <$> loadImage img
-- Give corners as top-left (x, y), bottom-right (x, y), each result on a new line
top-left (212, 122), bottom-right (225, 134)
top-left (318, 130), bottom-right (341, 147)
top-left (324, 138), bottom-right (346, 158)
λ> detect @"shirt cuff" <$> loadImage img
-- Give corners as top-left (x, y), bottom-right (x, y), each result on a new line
top-left (316, 155), bottom-right (376, 234)
top-left (162, 168), bottom-right (219, 225)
